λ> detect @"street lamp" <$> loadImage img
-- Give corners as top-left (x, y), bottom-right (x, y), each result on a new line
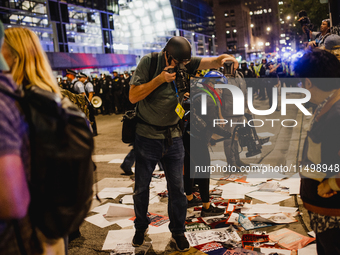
top-left (250, 24), bottom-right (254, 28)
top-left (266, 27), bottom-right (271, 32)
top-left (286, 15), bottom-right (291, 20)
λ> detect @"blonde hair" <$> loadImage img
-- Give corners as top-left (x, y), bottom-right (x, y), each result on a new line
top-left (4, 27), bottom-right (61, 97)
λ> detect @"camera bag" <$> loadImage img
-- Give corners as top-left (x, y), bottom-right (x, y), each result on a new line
top-left (121, 52), bottom-right (159, 143)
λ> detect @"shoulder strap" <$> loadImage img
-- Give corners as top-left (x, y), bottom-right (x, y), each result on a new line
top-left (149, 52), bottom-right (159, 81)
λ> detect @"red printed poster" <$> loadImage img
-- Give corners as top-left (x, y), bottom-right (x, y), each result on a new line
top-left (129, 212), bottom-right (169, 227)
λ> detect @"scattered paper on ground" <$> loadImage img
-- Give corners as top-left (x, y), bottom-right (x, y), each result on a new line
top-left (246, 191), bottom-right (291, 204)
top-left (185, 226), bottom-right (241, 246)
top-left (298, 243), bottom-right (317, 255)
top-left (102, 229), bottom-right (135, 250)
top-left (269, 228), bottom-right (315, 250)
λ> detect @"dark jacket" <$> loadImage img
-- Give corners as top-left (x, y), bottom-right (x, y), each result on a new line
top-left (300, 88), bottom-right (340, 215)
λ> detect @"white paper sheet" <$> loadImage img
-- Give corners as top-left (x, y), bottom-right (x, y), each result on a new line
top-left (148, 222), bottom-right (170, 234)
top-left (97, 187), bottom-right (133, 199)
top-left (92, 203), bottom-right (134, 214)
top-left (121, 195), bottom-right (134, 204)
top-left (219, 183), bottom-right (259, 199)
top-left (246, 191), bottom-right (291, 204)
top-left (85, 214), bottom-right (115, 228)
top-left (260, 248), bottom-right (291, 255)
top-left (279, 174), bottom-right (301, 195)
top-left (106, 204), bottom-right (135, 217)
top-left (241, 204), bottom-right (297, 215)
top-left (108, 158), bottom-right (124, 164)
top-left (102, 229), bottom-right (135, 250)
top-left (298, 244), bottom-right (317, 255)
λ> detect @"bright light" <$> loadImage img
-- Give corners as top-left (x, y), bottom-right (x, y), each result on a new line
top-left (281, 34), bottom-right (285, 37)
top-left (250, 11), bottom-right (253, 15)
top-left (250, 24), bottom-right (254, 28)
top-left (280, 40), bottom-right (286, 44)
top-left (212, 35), bottom-right (215, 38)
top-left (276, 47), bottom-right (280, 51)
top-left (287, 15), bottom-right (291, 20)
top-left (267, 27), bottom-right (271, 31)
top-left (268, 8), bottom-right (272, 13)
top-left (258, 42), bottom-right (264, 46)
top-left (226, 31), bottom-right (230, 34)
top-left (245, 44), bottom-right (248, 47)
top-left (233, 29), bottom-right (237, 33)
top-left (265, 42), bottom-right (270, 46)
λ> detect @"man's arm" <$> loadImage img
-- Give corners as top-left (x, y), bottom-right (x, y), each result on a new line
top-left (0, 154), bottom-right (30, 219)
top-left (129, 66), bottom-right (176, 104)
top-left (198, 54), bottom-right (238, 71)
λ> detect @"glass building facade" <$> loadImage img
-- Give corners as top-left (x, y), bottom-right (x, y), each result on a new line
top-left (0, 0), bottom-right (216, 70)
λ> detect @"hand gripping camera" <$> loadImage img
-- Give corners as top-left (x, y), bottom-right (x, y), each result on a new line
top-left (164, 36), bottom-right (191, 92)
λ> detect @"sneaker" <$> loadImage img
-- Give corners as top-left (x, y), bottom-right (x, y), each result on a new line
top-left (132, 228), bottom-right (148, 247)
top-left (201, 205), bottom-right (225, 217)
top-left (171, 234), bottom-right (190, 251)
top-left (120, 163), bottom-right (134, 175)
top-left (187, 195), bottom-right (202, 208)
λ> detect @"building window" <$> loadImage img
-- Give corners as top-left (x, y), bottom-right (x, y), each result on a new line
top-left (230, 10), bottom-right (235, 17)
top-left (226, 31), bottom-right (231, 38)
top-left (226, 22), bottom-right (230, 28)
top-left (231, 20), bottom-right (236, 27)
top-left (224, 11), bottom-right (229, 17)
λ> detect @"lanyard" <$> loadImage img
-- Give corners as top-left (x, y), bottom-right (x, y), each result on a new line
top-left (172, 81), bottom-right (180, 103)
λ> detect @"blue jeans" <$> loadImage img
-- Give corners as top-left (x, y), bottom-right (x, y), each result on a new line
top-left (133, 134), bottom-right (186, 234)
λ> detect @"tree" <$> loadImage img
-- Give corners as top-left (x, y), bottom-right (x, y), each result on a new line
top-left (282, 0), bottom-right (329, 40)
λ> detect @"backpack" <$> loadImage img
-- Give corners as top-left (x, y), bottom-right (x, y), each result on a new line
top-left (0, 84), bottom-right (94, 239)
top-left (121, 52), bottom-right (158, 144)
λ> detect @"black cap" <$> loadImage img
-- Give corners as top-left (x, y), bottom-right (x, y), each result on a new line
top-left (164, 36), bottom-right (191, 63)
top-left (66, 69), bottom-right (77, 76)
top-left (77, 72), bottom-right (87, 78)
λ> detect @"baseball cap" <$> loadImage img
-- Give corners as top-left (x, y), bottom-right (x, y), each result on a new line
top-left (0, 21), bottom-right (10, 71)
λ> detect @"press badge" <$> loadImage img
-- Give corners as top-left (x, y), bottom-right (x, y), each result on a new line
top-left (175, 103), bottom-right (185, 119)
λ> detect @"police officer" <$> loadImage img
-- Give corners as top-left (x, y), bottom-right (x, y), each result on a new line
top-left (258, 58), bottom-right (267, 100)
top-left (74, 72), bottom-right (87, 96)
top-left (61, 77), bottom-right (70, 90)
top-left (100, 73), bottom-right (113, 115)
top-left (65, 69), bottom-right (79, 93)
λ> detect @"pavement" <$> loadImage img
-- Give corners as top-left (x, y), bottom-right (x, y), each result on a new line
top-left (68, 93), bottom-right (315, 255)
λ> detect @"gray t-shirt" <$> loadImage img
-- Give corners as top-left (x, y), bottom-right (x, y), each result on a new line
top-left (130, 52), bottom-right (201, 139)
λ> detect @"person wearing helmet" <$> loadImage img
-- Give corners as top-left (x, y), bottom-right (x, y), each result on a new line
top-left (220, 65), bottom-right (250, 170)
top-left (184, 70), bottom-right (231, 217)
top-left (129, 36), bottom-right (238, 251)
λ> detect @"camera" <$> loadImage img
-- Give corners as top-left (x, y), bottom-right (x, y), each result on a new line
top-left (232, 115), bottom-right (269, 157)
top-left (298, 10), bottom-right (314, 41)
top-left (223, 61), bottom-right (235, 78)
top-left (167, 63), bottom-right (190, 92)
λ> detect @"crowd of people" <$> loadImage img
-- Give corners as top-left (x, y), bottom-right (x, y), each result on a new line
top-left (58, 70), bottom-right (135, 116)
top-left (1, 16), bottom-right (340, 255)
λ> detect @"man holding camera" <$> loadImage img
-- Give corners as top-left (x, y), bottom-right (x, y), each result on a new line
top-left (302, 19), bottom-right (331, 48)
top-left (129, 36), bottom-right (238, 251)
